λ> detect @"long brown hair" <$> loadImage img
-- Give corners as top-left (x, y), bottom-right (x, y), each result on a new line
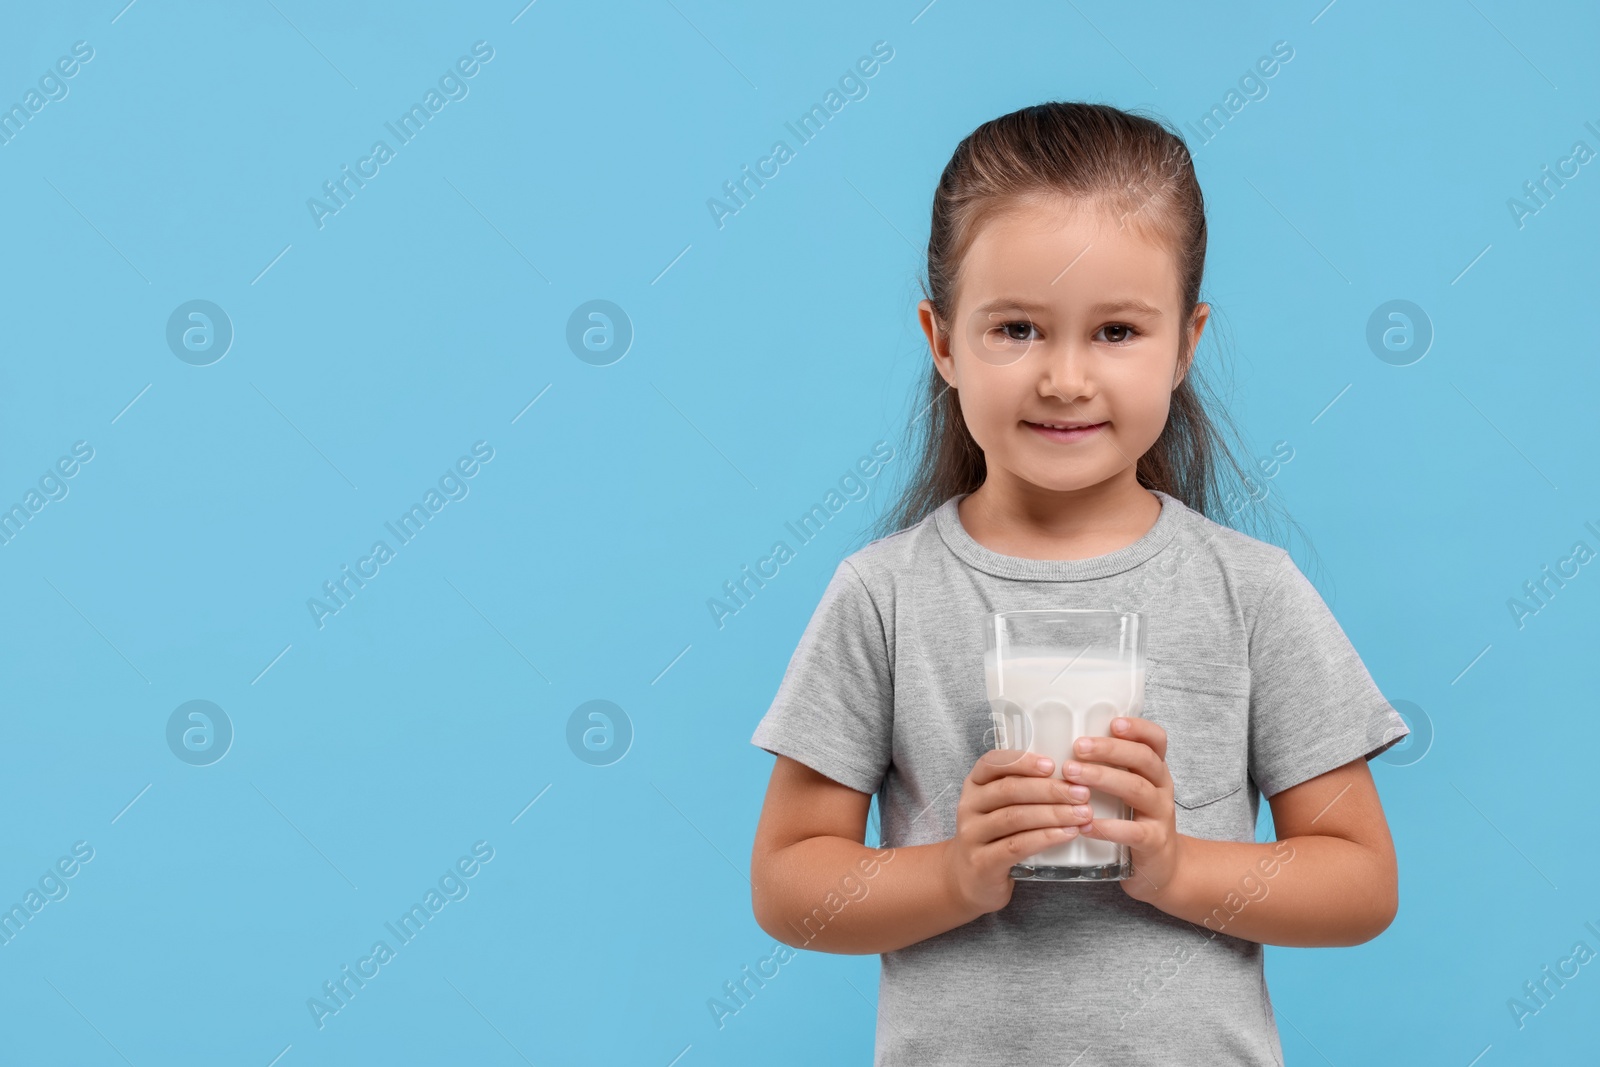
top-left (868, 101), bottom-right (1306, 558)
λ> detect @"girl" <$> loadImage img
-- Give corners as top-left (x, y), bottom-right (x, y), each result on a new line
top-left (748, 102), bottom-right (1410, 1065)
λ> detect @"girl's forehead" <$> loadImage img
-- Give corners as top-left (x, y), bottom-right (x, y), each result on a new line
top-left (957, 204), bottom-right (1181, 312)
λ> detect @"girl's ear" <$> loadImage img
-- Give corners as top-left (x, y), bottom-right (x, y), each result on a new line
top-left (1174, 302), bottom-right (1210, 388)
top-left (918, 299), bottom-right (956, 386)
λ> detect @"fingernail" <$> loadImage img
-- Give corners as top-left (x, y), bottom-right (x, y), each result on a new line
top-left (1067, 785), bottom-right (1089, 801)
top-left (1064, 761), bottom-right (1082, 777)
top-left (1073, 805), bottom-right (1092, 819)
top-left (1075, 738), bottom-right (1093, 754)
top-left (1112, 718), bottom-right (1128, 733)
top-left (1036, 757), bottom-right (1053, 772)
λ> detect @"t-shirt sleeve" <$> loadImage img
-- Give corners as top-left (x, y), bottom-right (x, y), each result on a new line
top-left (749, 559), bottom-right (893, 796)
top-left (1247, 551), bottom-right (1410, 798)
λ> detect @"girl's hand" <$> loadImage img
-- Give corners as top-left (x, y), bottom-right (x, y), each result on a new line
top-left (941, 749), bottom-right (1097, 916)
top-left (1064, 717), bottom-right (1188, 905)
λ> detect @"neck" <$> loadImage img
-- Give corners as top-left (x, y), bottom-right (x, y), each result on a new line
top-left (958, 468), bottom-right (1160, 561)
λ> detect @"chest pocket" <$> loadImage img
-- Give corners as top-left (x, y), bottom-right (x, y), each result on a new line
top-left (1141, 657), bottom-right (1252, 811)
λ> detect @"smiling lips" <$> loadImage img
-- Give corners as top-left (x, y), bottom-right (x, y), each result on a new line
top-left (1025, 419), bottom-right (1107, 443)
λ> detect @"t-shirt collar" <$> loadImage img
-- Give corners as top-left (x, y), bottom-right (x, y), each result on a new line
top-left (933, 488), bottom-right (1185, 582)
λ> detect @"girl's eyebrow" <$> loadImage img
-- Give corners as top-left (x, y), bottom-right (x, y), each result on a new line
top-left (1089, 299), bottom-right (1164, 317)
top-left (971, 297), bottom-right (1164, 318)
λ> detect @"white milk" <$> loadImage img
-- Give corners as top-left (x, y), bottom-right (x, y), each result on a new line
top-left (984, 649), bottom-right (1145, 869)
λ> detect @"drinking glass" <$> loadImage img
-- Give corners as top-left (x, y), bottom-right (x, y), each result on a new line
top-left (983, 609), bottom-right (1146, 881)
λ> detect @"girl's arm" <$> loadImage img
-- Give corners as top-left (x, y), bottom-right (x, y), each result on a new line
top-left (1066, 716), bottom-right (1399, 947)
top-left (1130, 757), bottom-right (1400, 947)
top-left (750, 756), bottom-right (977, 955)
top-left (751, 752), bottom-right (1096, 954)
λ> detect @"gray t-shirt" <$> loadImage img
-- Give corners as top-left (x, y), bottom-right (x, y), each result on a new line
top-left (750, 488), bottom-right (1409, 1066)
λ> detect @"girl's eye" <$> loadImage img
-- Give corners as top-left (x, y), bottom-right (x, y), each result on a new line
top-left (1098, 323), bottom-right (1140, 345)
top-left (996, 320), bottom-right (1039, 342)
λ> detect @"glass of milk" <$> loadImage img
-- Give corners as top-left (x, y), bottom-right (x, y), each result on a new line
top-left (983, 609), bottom-right (1146, 881)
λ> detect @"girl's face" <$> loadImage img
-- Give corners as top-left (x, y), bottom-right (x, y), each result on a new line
top-left (919, 196), bottom-right (1208, 500)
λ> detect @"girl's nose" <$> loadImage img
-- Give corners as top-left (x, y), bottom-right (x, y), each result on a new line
top-left (1039, 343), bottom-right (1090, 399)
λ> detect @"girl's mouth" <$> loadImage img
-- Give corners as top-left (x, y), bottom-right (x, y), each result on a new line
top-left (1024, 420), bottom-right (1107, 443)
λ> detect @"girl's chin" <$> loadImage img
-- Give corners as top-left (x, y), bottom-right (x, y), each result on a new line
top-left (999, 466), bottom-right (1114, 494)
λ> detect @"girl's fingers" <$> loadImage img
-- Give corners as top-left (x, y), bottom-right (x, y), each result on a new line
top-left (971, 802), bottom-right (1094, 846)
top-left (1109, 715), bottom-right (1167, 760)
top-left (982, 825), bottom-right (1080, 866)
top-left (970, 749), bottom-right (1056, 786)
top-left (1062, 761), bottom-right (1165, 818)
top-left (1069, 733), bottom-right (1170, 788)
top-left (970, 772), bottom-right (1085, 815)
top-left (1077, 816), bottom-right (1155, 848)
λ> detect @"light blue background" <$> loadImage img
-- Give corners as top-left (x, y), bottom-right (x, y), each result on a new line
top-left (1, 1), bottom-right (1596, 1064)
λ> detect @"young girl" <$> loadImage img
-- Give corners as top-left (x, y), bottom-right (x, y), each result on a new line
top-left (748, 102), bottom-right (1410, 1065)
